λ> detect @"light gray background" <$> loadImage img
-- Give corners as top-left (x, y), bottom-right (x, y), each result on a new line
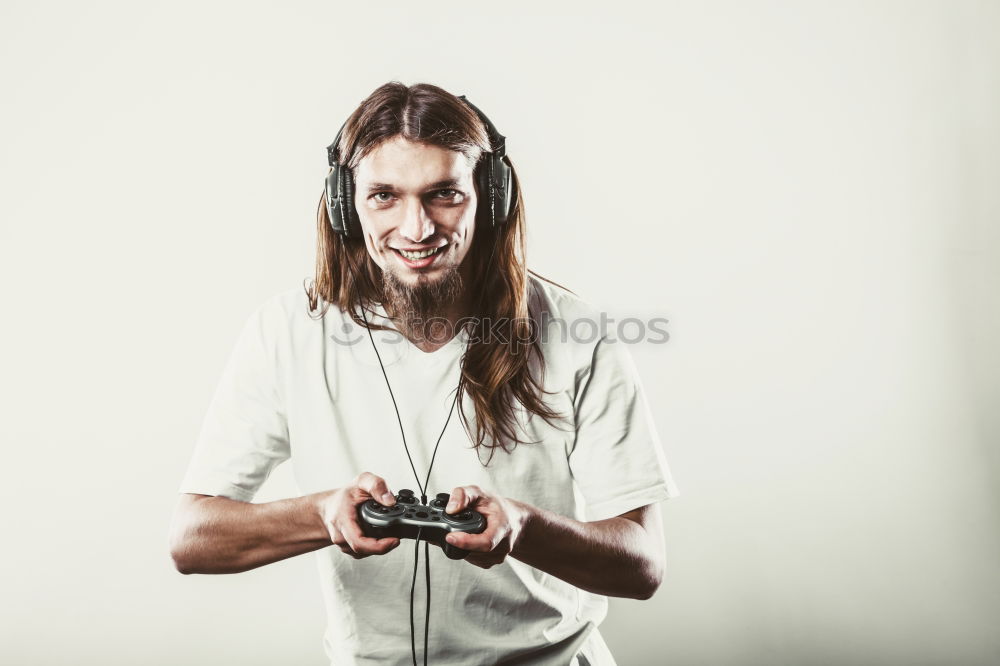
top-left (1, 1), bottom-right (998, 664)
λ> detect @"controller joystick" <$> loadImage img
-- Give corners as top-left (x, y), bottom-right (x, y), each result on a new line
top-left (358, 490), bottom-right (486, 560)
top-left (396, 488), bottom-right (418, 504)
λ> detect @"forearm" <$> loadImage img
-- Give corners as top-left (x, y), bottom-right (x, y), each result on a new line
top-left (169, 491), bottom-right (334, 574)
top-left (508, 500), bottom-right (663, 599)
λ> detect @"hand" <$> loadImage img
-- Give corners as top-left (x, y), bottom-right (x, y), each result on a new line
top-left (317, 472), bottom-right (401, 559)
top-left (442, 485), bottom-right (529, 569)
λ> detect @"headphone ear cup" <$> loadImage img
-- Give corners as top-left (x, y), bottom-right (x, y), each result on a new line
top-left (343, 168), bottom-right (360, 238)
top-left (475, 158), bottom-right (494, 229)
top-left (494, 154), bottom-right (513, 226)
top-left (326, 167), bottom-right (347, 236)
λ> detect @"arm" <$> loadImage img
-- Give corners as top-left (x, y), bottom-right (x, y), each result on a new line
top-left (510, 500), bottom-right (665, 600)
top-left (169, 492), bottom-right (332, 574)
top-left (169, 472), bottom-right (402, 574)
top-left (443, 487), bottom-right (666, 600)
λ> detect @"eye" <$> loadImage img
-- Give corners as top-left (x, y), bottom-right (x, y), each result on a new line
top-left (371, 192), bottom-right (394, 203)
top-left (433, 189), bottom-right (463, 201)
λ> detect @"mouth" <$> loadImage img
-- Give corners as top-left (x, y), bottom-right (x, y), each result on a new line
top-left (391, 245), bottom-right (446, 269)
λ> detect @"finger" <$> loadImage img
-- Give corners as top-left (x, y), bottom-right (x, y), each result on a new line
top-left (340, 515), bottom-right (399, 555)
top-left (373, 540), bottom-right (399, 556)
top-left (465, 552), bottom-right (501, 569)
top-left (367, 537), bottom-right (401, 555)
top-left (446, 485), bottom-right (484, 513)
top-left (445, 529), bottom-right (494, 552)
top-left (354, 472), bottom-right (395, 505)
top-left (347, 533), bottom-right (400, 556)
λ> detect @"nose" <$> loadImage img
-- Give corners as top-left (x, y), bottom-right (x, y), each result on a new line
top-left (398, 196), bottom-right (435, 243)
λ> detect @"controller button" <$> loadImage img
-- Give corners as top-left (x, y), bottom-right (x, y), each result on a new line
top-left (416, 511), bottom-right (428, 518)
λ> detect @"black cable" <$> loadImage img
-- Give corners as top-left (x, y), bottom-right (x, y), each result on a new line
top-left (356, 299), bottom-right (425, 497)
top-left (410, 527), bottom-right (422, 666)
top-left (422, 387), bottom-right (460, 503)
top-left (406, 534), bottom-right (433, 666)
top-left (424, 540), bottom-right (431, 666)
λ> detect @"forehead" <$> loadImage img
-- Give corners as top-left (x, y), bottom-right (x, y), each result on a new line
top-left (354, 136), bottom-right (474, 188)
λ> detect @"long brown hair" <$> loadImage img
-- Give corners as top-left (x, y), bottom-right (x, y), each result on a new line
top-left (304, 81), bottom-right (565, 463)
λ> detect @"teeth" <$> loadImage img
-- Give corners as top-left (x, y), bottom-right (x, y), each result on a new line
top-left (399, 247), bottom-right (440, 260)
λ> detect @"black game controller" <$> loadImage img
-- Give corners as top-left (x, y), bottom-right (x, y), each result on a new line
top-left (358, 489), bottom-right (487, 560)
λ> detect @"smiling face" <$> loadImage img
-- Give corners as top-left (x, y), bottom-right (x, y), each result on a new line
top-left (353, 135), bottom-right (479, 295)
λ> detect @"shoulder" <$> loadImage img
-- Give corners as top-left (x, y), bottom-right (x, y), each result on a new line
top-left (255, 283), bottom-right (311, 316)
top-left (246, 281), bottom-right (348, 340)
top-left (527, 273), bottom-right (601, 328)
top-left (527, 273), bottom-right (607, 374)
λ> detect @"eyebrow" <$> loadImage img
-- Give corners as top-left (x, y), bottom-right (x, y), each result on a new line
top-left (364, 178), bottom-right (462, 193)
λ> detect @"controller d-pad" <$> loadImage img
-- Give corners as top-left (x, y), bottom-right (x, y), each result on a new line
top-left (364, 499), bottom-right (403, 516)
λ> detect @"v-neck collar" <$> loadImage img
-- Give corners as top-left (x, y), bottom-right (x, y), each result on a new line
top-left (348, 303), bottom-right (469, 367)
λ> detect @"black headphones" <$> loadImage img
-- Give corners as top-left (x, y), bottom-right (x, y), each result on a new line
top-left (324, 95), bottom-right (514, 239)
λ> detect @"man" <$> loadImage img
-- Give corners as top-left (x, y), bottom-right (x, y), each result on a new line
top-left (170, 81), bottom-right (679, 665)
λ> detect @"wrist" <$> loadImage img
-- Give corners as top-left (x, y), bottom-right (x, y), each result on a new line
top-left (311, 489), bottom-right (339, 542)
top-left (506, 497), bottom-right (537, 557)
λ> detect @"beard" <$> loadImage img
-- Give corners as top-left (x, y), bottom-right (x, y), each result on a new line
top-left (381, 263), bottom-right (465, 342)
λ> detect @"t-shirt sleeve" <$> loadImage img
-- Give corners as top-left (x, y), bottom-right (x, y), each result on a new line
top-left (178, 302), bottom-right (290, 502)
top-left (568, 336), bottom-right (680, 521)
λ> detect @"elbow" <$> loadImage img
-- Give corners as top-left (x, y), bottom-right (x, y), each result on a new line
top-left (632, 518), bottom-right (666, 600)
top-left (172, 558), bottom-right (194, 576)
top-left (170, 542), bottom-right (196, 575)
top-left (169, 526), bottom-right (197, 574)
top-left (631, 576), bottom-right (661, 600)
top-left (629, 555), bottom-right (665, 600)
top-left (168, 500), bottom-right (204, 575)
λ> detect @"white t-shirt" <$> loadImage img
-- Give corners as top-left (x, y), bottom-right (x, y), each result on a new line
top-left (179, 275), bottom-right (680, 665)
